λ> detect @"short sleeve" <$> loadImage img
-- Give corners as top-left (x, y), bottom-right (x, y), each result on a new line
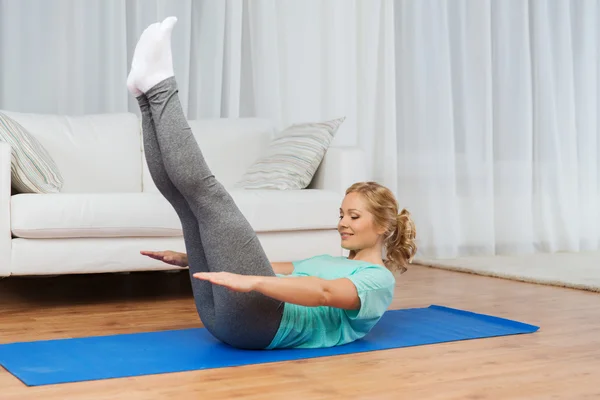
top-left (290, 255), bottom-right (324, 276)
top-left (344, 266), bottom-right (395, 322)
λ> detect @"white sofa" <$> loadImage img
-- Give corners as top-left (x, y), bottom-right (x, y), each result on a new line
top-left (0, 111), bottom-right (367, 277)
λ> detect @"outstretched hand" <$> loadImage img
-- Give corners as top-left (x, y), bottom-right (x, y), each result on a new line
top-left (140, 250), bottom-right (188, 267)
top-left (193, 272), bottom-right (259, 293)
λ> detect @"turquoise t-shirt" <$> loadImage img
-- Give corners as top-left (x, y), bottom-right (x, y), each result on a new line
top-left (266, 254), bottom-right (395, 349)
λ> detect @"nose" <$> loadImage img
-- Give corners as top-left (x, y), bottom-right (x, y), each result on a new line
top-left (338, 217), bottom-right (348, 228)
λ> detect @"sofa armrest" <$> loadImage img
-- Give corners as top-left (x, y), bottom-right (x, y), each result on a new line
top-left (309, 146), bottom-right (368, 195)
top-left (0, 142), bottom-right (11, 276)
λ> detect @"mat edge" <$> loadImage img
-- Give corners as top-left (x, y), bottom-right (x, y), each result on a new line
top-left (427, 305), bottom-right (540, 331)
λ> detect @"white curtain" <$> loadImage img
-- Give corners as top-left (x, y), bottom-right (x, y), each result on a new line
top-left (1, 0), bottom-right (599, 259)
top-left (395, 0), bottom-right (600, 259)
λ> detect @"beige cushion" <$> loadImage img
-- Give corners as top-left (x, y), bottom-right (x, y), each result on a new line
top-left (0, 112), bottom-right (64, 193)
top-left (10, 189), bottom-right (343, 239)
top-left (235, 117), bottom-right (345, 190)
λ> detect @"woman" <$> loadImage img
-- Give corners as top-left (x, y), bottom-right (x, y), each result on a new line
top-left (128, 17), bottom-right (417, 350)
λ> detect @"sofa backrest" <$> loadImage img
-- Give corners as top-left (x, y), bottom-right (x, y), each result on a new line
top-left (2, 110), bottom-right (275, 194)
top-left (2, 110), bottom-right (142, 193)
top-left (142, 118), bottom-right (275, 192)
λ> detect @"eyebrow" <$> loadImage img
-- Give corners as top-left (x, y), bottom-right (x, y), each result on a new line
top-left (339, 208), bottom-right (361, 212)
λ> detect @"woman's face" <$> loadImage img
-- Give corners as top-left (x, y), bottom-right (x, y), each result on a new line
top-left (338, 192), bottom-right (384, 251)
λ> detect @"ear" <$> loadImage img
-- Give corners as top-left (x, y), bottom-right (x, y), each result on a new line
top-left (376, 223), bottom-right (387, 237)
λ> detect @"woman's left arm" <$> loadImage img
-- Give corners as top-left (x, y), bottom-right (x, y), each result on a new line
top-left (254, 276), bottom-right (361, 309)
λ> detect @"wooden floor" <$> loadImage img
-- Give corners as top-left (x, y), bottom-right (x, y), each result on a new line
top-left (0, 265), bottom-right (599, 400)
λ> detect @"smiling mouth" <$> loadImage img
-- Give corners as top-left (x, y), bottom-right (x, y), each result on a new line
top-left (340, 233), bottom-right (353, 239)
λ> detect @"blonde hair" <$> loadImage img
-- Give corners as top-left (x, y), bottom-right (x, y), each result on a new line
top-left (345, 182), bottom-right (417, 273)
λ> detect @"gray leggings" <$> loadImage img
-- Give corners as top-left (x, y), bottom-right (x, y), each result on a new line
top-left (138, 77), bottom-right (284, 349)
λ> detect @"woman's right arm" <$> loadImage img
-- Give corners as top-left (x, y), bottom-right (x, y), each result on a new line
top-left (270, 262), bottom-right (295, 275)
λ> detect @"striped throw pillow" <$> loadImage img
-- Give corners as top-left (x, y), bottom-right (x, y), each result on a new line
top-left (235, 117), bottom-right (345, 190)
top-left (0, 112), bottom-right (64, 194)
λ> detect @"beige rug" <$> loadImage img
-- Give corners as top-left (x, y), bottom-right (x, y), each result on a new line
top-left (415, 251), bottom-right (600, 292)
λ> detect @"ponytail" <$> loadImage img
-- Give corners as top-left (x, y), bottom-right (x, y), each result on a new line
top-left (383, 209), bottom-right (417, 274)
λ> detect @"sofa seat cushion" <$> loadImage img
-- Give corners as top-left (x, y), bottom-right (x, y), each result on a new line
top-left (229, 189), bottom-right (343, 232)
top-left (11, 193), bottom-right (181, 239)
top-left (10, 189), bottom-right (343, 239)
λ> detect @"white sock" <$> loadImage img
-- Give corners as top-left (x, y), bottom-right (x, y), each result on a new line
top-left (127, 16), bottom-right (178, 96)
top-left (127, 22), bottom-right (159, 96)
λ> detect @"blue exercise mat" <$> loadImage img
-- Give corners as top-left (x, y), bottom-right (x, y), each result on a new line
top-left (0, 305), bottom-right (538, 386)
